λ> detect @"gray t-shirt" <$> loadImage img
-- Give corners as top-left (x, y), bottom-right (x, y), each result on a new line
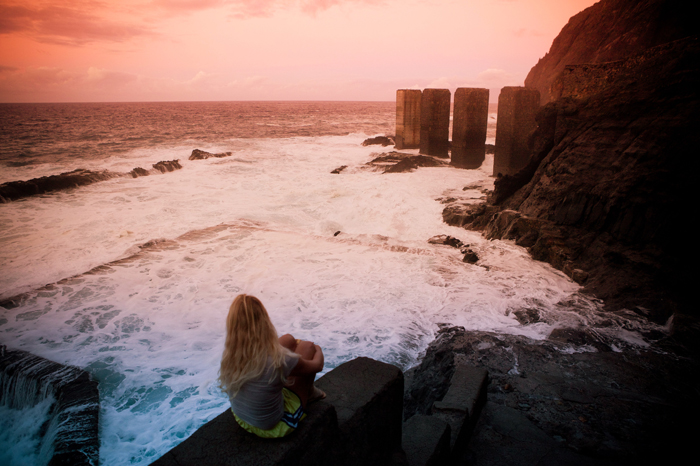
top-left (229, 352), bottom-right (299, 430)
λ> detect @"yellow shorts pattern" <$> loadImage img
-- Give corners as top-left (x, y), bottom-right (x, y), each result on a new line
top-left (232, 388), bottom-right (306, 438)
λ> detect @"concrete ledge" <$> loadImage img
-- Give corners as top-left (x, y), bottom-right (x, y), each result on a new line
top-left (316, 357), bottom-right (404, 466)
top-left (152, 400), bottom-right (339, 466)
top-left (402, 415), bottom-right (451, 466)
top-left (152, 357), bottom-right (404, 466)
top-left (431, 364), bottom-right (488, 455)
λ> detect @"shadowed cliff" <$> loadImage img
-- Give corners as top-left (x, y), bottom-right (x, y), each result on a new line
top-left (445, 0), bottom-right (700, 329)
top-left (525, 0), bottom-right (696, 104)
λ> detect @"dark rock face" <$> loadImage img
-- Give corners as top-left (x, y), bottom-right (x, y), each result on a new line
top-left (188, 149), bottom-right (232, 160)
top-left (448, 17), bottom-right (700, 319)
top-left (361, 136), bottom-right (395, 147)
top-left (525, 0), bottom-right (696, 104)
top-left (405, 327), bottom-right (700, 465)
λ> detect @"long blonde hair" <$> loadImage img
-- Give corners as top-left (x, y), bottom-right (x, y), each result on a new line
top-left (218, 294), bottom-right (294, 397)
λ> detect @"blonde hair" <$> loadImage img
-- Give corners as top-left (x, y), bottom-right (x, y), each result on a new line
top-left (218, 294), bottom-right (294, 397)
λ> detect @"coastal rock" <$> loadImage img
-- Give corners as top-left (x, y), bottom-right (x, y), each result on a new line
top-left (366, 152), bottom-right (448, 173)
top-left (405, 326), bottom-right (700, 464)
top-left (189, 149), bottom-right (233, 160)
top-left (331, 165), bottom-right (347, 174)
top-left (361, 136), bottom-right (395, 147)
top-left (0, 169), bottom-right (116, 203)
top-left (152, 160), bottom-right (182, 173)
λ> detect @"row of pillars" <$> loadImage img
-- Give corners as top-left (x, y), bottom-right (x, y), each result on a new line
top-left (395, 87), bottom-right (540, 176)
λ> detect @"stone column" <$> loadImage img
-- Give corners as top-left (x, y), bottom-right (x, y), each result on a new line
top-left (420, 89), bottom-right (451, 158)
top-left (493, 86), bottom-right (540, 176)
top-left (451, 88), bottom-right (489, 169)
top-left (395, 89), bottom-right (422, 149)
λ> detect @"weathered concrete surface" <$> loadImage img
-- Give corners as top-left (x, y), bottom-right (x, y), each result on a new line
top-left (402, 415), bottom-right (451, 466)
top-left (396, 90), bottom-right (422, 149)
top-left (152, 401), bottom-right (339, 466)
top-left (492, 87), bottom-right (540, 177)
top-left (0, 346), bottom-right (100, 466)
top-left (316, 357), bottom-right (404, 466)
top-left (419, 89), bottom-right (451, 158)
top-left (431, 364), bottom-right (488, 454)
top-left (152, 357), bottom-right (404, 466)
top-left (405, 327), bottom-right (700, 465)
top-left (451, 88), bottom-right (489, 169)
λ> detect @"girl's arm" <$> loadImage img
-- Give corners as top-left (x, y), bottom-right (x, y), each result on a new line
top-left (289, 343), bottom-right (324, 376)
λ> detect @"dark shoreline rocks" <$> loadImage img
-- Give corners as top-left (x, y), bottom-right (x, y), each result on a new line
top-left (404, 326), bottom-right (700, 465)
top-left (188, 149), bottom-right (232, 160)
top-left (0, 159), bottom-right (184, 202)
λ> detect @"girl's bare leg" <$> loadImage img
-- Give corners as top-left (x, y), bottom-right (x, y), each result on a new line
top-left (285, 339), bottom-right (318, 408)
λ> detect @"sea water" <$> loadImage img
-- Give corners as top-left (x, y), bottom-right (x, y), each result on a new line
top-left (0, 102), bottom-right (662, 465)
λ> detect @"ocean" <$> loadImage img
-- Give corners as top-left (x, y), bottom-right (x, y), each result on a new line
top-left (0, 101), bottom-right (655, 465)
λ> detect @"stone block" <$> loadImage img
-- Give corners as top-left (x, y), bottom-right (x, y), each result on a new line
top-left (451, 88), bottom-right (489, 169)
top-left (151, 401), bottom-right (340, 466)
top-left (316, 357), bottom-right (404, 466)
top-left (431, 364), bottom-right (488, 454)
top-left (493, 87), bottom-right (540, 176)
top-left (419, 89), bottom-right (451, 158)
top-left (402, 415), bottom-right (451, 466)
top-left (395, 90), bottom-right (421, 149)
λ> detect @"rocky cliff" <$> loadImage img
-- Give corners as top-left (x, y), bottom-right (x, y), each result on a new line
top-left (445, 0), bottom-right (699, 327)
top-left (525, 0), bottom-right (695, 104)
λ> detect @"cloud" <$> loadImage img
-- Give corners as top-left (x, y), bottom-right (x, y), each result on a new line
top-left (0, 1), bottom-right (155, 45)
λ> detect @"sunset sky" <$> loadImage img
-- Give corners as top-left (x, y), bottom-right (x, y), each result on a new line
top-left (0, 0), bottom-right (598, 103)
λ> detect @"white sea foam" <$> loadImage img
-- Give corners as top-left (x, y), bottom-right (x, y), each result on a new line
top-left (0, 127), bottom-right (659, 465)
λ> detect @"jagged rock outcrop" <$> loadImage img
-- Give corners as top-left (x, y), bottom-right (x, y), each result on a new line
top-left (405, 327), bottom-right (699, 465)
top-left (361, 136), bottom-right (395, 147)
top-left (446, 4), bottom-right (699, 322)
top-left (525, 0), bottom-right (696, 104)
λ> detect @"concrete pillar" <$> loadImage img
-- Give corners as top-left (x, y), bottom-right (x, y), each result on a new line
top-left (451, 88), bottom-right (489, 169)
top-left (395, 89), bottom-right (422, 149)
top-left (493, 87), bottom-right (540, 176)
top-left (420, 89), bottom-right (451, 158)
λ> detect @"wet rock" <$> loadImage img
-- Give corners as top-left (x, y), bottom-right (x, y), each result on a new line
top-left (331, 165), bottom-right (348, 174)
top-left (461, 249), bottom-right (479, 264)
top-left (428, 235), bottom-right (465, 249)
top-left (0, 169), bottom-right (116, 202)
top-left (152, 160), bottom-right (182, 173)
top-left (129, 167), bottom-right (149, 178)
top-left (189, 149), bottom-right (232, 160)
top-left (361, 136), bottom-right (395, 147)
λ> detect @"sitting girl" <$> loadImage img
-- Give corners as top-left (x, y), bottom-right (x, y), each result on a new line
top-left (219, 294), bottom-right (325, 438)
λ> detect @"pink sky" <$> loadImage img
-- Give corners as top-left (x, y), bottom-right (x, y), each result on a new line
top-left (0, 0), bottom-right (597, 102)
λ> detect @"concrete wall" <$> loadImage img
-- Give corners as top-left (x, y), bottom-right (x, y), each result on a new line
top-left (395, 90), bottom-right (422, 150)
top-left (451, 88), bottom-right (489, 169)
top-left (419, 89), bottom-right (451, 158)
top-left (493, 87), bottom-right (540, 177)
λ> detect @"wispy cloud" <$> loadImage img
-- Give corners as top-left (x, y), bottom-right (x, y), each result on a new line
top-left (0, 1), bottom-right (155, 45)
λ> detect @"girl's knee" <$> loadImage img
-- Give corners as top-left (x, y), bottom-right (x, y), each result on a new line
top-left (279, 334), bottom-right (296, 350)
top-left (295, 340), bottom-right (316, 359)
